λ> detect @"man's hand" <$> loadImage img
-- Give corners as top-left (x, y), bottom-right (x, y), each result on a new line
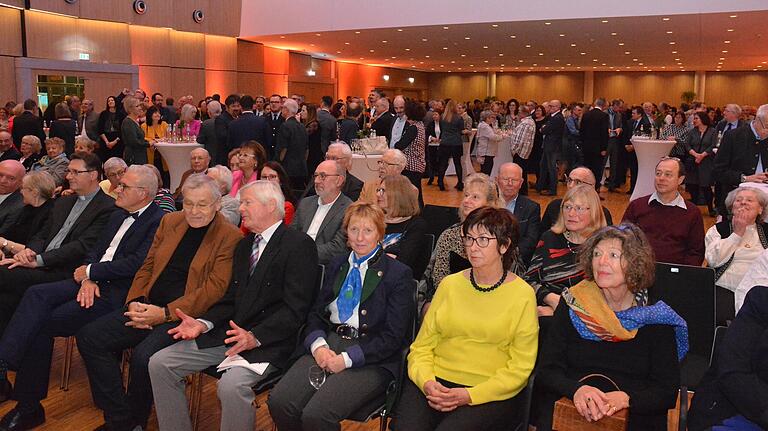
top-left (7, 249), bottom-right (38, 269)
top-left (745, 172), bottom-right (768, 183)
top-left (73, 265), bottom-right (88, 283)
top-left (124, 302), bottom-right (165, 329)
top-left (168, 309), bottom-right (207, 340)
top-left (224, 320), bottom-right (259, 357)
top-left (77, 279), bottom-right (101, 308)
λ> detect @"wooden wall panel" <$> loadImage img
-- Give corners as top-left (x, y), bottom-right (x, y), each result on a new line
top-left (337, 62), bottom-right (428, 101)
top-left (171, 68), bottom-right (205, 101)
top-left (704, 72), bottom-right (768, 108)
top-left (288, 82), bottom-right (335, 106)
top-left (593, 72), bottom-right (695, 107)
top-left (205, 0), bottom-right (240, 37)
top-left (170, 31), bottom-right (205, 70)
top-left (25, 11), bottom-right (77, 61)
top-left (0, 7), bottom-right (21, 57)
top-left (205, 35), bottom-right (237, 71)
top-left (129, 26), bottom-right (171, 67)
top-left (0, 1), bottom-right (23, 8)
top-left (289, 52), bottom-right (312, 77)
top-left (78, 0), bottom-right (132, 24)
top-left (311, 58), bottom-right (332, 78)
top-left (139, 66), bottom-right (172, 98)
top-left (496, 73), bottom-right (584, 104)
top-left (238, 72), bottom-right (265, 98)
top-left (237, 40), bottom-right (264, 73)
top-left (173, 0), bottom-right (209, 34)
top-left (0, 56), bottom-right (16, 104)
top-left (263, 46), bottom-right (289, 75)
top-left (131, 0), bottom-right (175, 29)
top-left (428, 73), bottom-right (487, 102)
top-left (77, 19), bottom-right (130, 65)
top-left (263, 74), bottom-right (288, 98)
top-left (29, 0), bottom-right (78, 16)
top-left (205, 70), bottom-right (237, 99)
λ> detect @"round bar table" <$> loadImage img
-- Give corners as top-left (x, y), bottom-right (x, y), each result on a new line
top-left (350, 153), bottom-right (383, 183)
top-left (154, 142), bottom-right (203, 191)
top-left (629, 137), bottom-right (676, 202)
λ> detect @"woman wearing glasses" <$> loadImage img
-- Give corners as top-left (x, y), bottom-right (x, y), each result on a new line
top-left (229, 140), bottom-right (267, 197)
top-left (540, 167), bottom-right (614, 231)
top-left (31, 137), bottom-right (69, 187)
top-left (268, 202), bottom-right (414, 431)
top-left (260, 161), bottom-right (296, 224)
top-left (525, 184), bottom-right (607, 318)
top-left (395, 207), bottom-right (538, 430)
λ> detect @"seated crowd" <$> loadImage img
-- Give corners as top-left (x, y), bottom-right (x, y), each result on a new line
top-left (0, 88), bottom-right (764, 431)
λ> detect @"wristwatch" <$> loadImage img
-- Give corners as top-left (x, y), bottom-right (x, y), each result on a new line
top-left (164, 307), bottom-right (173, 323)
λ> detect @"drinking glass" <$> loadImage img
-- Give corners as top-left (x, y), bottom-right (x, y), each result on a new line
top-left (308, 365), bottom-right (326, 389)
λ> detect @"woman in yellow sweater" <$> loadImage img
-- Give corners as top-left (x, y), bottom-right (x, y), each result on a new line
top-left (142, 106), bottom-right (169, 184)
top-left (395, 207), bottom-right (539, 430)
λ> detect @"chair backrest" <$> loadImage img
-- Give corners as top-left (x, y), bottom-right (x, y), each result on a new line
top-left (425, 233), bottom-right (436, 251)
top-left (709, 325), bottom-right (728, 367)
top-left (651, 263), bottom-right (715, 359)
top-left (421, 205), bottom-right (459, 238)
top-left (316, 263), bottom-right (326, 291)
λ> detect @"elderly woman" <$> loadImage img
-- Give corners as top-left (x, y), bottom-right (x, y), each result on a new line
top-left (261, 161), bottom-right (296, 224)
top-left (31, 137), bottom-right (69, 187)
top-left (396, 207), bottom-right (538, 430)
top-left (536, 223), bottom-right (686, 431)
top-left (176, 103), bottom-right (201, 138)
top-left (99, 157), bottom-right (127, 198)
top-left (49, 102), bottom-right (76, 155)
top-left (19, 135), bottom-right (42, 172)
top-left (476, 110), bottom-right (504, 176)
top-left (268, 202), bottom-right (414, 430)
top-left (525, 184), bottom-right (607, 317)
top-left (377, 174), bottom-right (429, 277)
top-left (144, 164), bottom-right (175, 213)
top-left (0, 171), bottom-right (55, 253)
top-left (705, 186), bottom-right (768, 324)
top-left (206, 165), bottom-right (240, 225)
top-left (684, 111), bottom-right (718, 216)
top-left (230, 140), bottom-right (266, 197)
top-left (74, 135), bottom-right (97, 154)
top-left (121, 96), bottom-right (149, 165)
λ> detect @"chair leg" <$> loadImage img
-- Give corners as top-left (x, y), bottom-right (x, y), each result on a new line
top-left (59, 336), bottom-right (75, 391)
top-left (379, 412), bottom-right (388, 431)
top-left (190, 372), bottom-right (203, 431)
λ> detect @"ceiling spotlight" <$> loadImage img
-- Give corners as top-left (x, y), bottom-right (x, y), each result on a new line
top-left (355, 31), bottom-right (361, 34)
top-left (662, 17), bottom-right (670, 21)
top-left (460, 54), bottom-right (466, 57)
top-left (538, 52), bottom-right (544, 55)
top-left (580, 52), bottom-right (586, 55)
top-left (405, 48), bottom-right (410, 51)
top-left (722, 50), bottom-right (728, 53)
top-left (491, 24), bottom-right (499, 27)
top-left (510, 35), bottom-right (516, 38)
top-left (443, 47), bottom-right (448, 50)
top-left (611, 32), bottom-right (617, 36)
top-left (498, 53), bottom-right (504, 56)
top-left (544, 22), bottom-right (551, 25)
top-left (369, 49), bottom-right (374, 52)
top-left (571, 43), bottom-right (577, 47)
top-left (525, 44), bottom-right (531, 48)
top-left (727, 28), bottom-right (734, 32)
top-left (397, 28), bottom-right (403, 32)
top-left (601, 19), bottom-right (608, 23)
top-left (624, 51), bottom-right (630, 54)
top-left (315, 33), bottom-right (321, 36)
top-left (421, 38), bottom-right (427, 42)
top-left (559, 34), bottom-right (565, 37)
top-left (729, 14), bottom-right (737, 18)
top-left (724, 40), bottom-right (731, 43)
top-left (666, 31), bottom-right (673, 34)
top-left (408, 77), bottom-right (415, 83)
top-left (669, 41), bottom-right (676, 45)
top-left (442, 26), bottom-right (449, 29)
top-left (618, 42), bottom-right (625, 46)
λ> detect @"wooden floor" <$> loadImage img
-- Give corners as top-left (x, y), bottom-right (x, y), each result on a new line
top-left (0, 173), bottom-right (715, 431)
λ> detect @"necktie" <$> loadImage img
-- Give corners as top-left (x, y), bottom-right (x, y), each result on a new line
top-left (249, 234), bottom-right (263, 274)
top-left (726, 123), bottom-right (733, 132)
top-left (337, 247), bottom-right (380, 322)
top-left (128, 212), bottom-right (139, 220)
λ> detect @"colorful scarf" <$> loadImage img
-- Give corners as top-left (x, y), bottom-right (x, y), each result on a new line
top-left (563, 280), bottom-right (689, 360)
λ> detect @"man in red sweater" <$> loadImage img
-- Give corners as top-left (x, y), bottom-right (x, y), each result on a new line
top-left (622, 157), bottom-right (705, 266)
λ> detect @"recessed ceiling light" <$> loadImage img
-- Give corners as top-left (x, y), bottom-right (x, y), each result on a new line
top-left (722, 50), bottom-right (728, 53)
top-left (510, 35), bottom-right (516, 38)
top-left (566, 63), bottom-right (571, 66)
top-left (672, 50), bottom-right (678, 54)
top-left (425, 55), bottom-right (430, 58)
top-left (532, 63), bottom-right (538, 66)
top-left (336, 51), bottom-right (341, 54)
top-left (662, 17), bottom-right (670, 21)
top-left (544, 22), bottom-right (551, 25)
top-left (405, 48), bottom-right (410, 51)
top-left (624, 51), bottom-right (630, 54)
top-left (580, 52), bottom-right (586, 55)
top-left (525, 44), bottom-right (531, 48)
top-left (469, 64), bottom-right (474, 66)
top-left (450, 60), bottom-right (455, 63)
top-left (730, 14), bottom-right (737, 18)
top-left (315, 33), bottom-right (321, 36)
top-left (391, 56), bottom-right (397, 58)
top-left (458, 67), bottom-right (462, 70)
top-left (720, 57), bottom-right (725, 60)
top-left (279, 36), bottom-right (285, 39)
top-left (500, 64), bottom-right (504, 66)
top-left (601, 19), bottom-right (608, 23)
top-left (669, 41), bottom-right (676, 45)
top-left (382, 40), bottom-right (387, 43)
top-left (491, 24), bottom-right (499, 27)
top-left (618, 42), bottom-right (625, 46)
top-left (484, 60), bottom-right (489, 63)
top-left (518, 60), bottom-right (523, 63)
top-left (465, 37), bottom-right (471, 40)
top-left (355, 31), bottom-right (361, 34)
top-left (763, 61), bottom-right (767, 64)
top-left (483, 46), bottom-right (489, 49)
top-left (442, 26), bottom-right (449, 29)
top-left (538, 52), bottom-right (544, 55)
top-left (610, 32), bottom-right (617, 36)
top-left (677, 62), bottom-right (682, 65)
top-left (419, 61), bottom-right (424, 64)
top-left (460, 54), bottom-right (466, 57)
top-left (724, 40), bottom-right (731, 43)
top-left (633, 58), bottom-right (638, 61)
top-left (344, 42), bottom-right (350, 45)
top-left (666, 31), bottom-right (673, 34)
top-left (369, 49), bottom-right (374, 52)
top-left (570, 43), bottom-right (577, 47)
top-left (593, 59), bottom-right (598, 62)
top-left (440, 65), bottom-right (444, 67)
top-left (638, 62), bottom-right (643, 65)
top-left (758, 65), bottom-right (764, 68)
top-left (498, 53), bottom-right (504, 56)
top-left (359, 57), bottom-right (364, 59)
top-left (727, 28), bottom-right (734, 32)
top-left (421, 38), bottom-right (427, 42)
top-left (674, 58), bottom-right (680, 61)
top-left (559, 34), bottom-right (565, 37)
top-left (397, 29), bottom-right (403, 32)
top-left (555, 59), bottom-right (560, 62)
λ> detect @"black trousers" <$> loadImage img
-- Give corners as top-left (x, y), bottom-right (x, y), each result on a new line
top-left (479, 155), bottom-right (494, 176)
top-left (688, 184), bottom-right (714, 210)
top-left (0, 266), bottom-right (70, 335)
top-left (513, 155), bottom-right (529, 195)
top-left (426, 146), bottom-right (439, 181)
top-left (625, 147), bottom-right (638, 194)
top-left (403, 169), bottom-right (425, 208)
top-left (437, 145), bottom-right (463, 187)
top-left (606, 137), bottom-right (624, 188)
top-left (584, 153), bottom-right (606, 192)
top-left (76, 308), bottom-right (176, 428)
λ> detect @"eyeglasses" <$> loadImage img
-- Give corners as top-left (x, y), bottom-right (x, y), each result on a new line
top-left (498, 177), bottom-right (522, 184)
top-left (107, 170), bottom-right (125, 179)
top-left (183, 200), bottom-right (217, 210)
top-left (565, 177), bottom-right (595, 187)
top-left (313, 172), bottom-right (340, 181)
top-left (462, 235), bottom-right (498, 248)
top-left (115, 183), bottom-right (146, 191)
top-left (377, 160), bottom-right (401, 167)
top-left (563, 204), bottom-right (590, 214)
top-left (325, 155), bottom-right (350, 161)
top-left (66, 169), bottom-right (94, 176)
top-left (237, 153), bottom-right (256, 158)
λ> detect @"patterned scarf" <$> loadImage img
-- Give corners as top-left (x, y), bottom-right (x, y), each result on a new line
top-left (563, 280), bottom-right (689, 360)
top-left (337, 246), bottom-right (381, 322)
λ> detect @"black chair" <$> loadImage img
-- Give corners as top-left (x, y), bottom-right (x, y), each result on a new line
top-left (511, 369), bottom-right (537, 431)
top-left (421, 205), bottom-right (459, 239)
top-left (651, 262), bottom-right (715, 390)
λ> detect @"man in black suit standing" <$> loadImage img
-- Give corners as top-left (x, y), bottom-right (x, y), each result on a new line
top-left (716, 103), bottom-right (746, 135)
top-left (149, 180), bottom-right (318, 431)
top-left (496, 163), bottom-right (540, 266)
top-left (0, 165), bottom-right (163, 430)
top-left (537, 100), bottom-right (565, 196)
top-left (580, 98), bottom-right (610, 191)
top-left (713, 104), bottom-right (768, 217)
top-left (266, 94), bottom-right (285, 160)
top-left (0, 160), bottom-right (24, 237)
top-left (622, 106), bottom-right (651, 195)
top-left (214, 95), bottom-right (241, 166)
top-left (227, 95), bottom-right (270, 155)
top-left (10, 100), bottom-right (45, 148)
top-left (318, 96), bottom-right (337, 154)
top-left (0, 152), bottom-right (115, 334)
top-left (370, 97), bottom-right (395, 144)
top-left (606, 99), bottom-right (625, 191)
top-left (276, 99), bottom-right (309, 190)
top-left (0, 131), bottom-right (20, 163)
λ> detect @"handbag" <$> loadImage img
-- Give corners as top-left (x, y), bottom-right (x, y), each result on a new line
top-left (552, 374), bottom-right (628, 431)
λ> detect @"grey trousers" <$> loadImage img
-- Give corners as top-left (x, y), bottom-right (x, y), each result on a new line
top-left (148, 340), bottom-right (275, 431)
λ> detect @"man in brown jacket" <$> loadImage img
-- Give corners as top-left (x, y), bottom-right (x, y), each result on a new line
top-left (76, 174), bottom-right (242, 431)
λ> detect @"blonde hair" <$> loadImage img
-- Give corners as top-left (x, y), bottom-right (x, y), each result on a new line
top-left (343, 201), bottom-right (386, 242)
top-left (75, 135), bottom-right (96, 153)
top-left (461, 173), bottom-right (502, 220)
top-left (551, 184), bottom-right (607, 236)
top-left (380, 175), bottom-right (419, 218)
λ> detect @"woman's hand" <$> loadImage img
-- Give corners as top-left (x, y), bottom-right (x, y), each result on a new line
top-left (573, 385), bottom-right (609, 422)
top-left (312, 346), bottom-right (336, 368)
top-left (537, 305), bottom-right (554, 317)
top-left (424, 380), bottom-right (470, 412)
top-left (543, 293), bottom-right (560, 310)
top-left (324, 354), bottom-right (347, 374)
top-left (604, 391), bottom-right (630, 416)
top-left (732, 207), bottom-right (752, 237)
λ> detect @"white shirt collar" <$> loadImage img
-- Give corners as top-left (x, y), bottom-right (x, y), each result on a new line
top-left (318, 192), bottom-right (341, 207)
top-left (256, 219), bottom-right (282, 245)
top-left (648, 191), bottom-right (687, 209)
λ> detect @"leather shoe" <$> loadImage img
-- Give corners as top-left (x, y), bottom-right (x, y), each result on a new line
top-left (0, 405), bottom-right (45, 431)
top-left (0, 379), bottom-right (11, 404)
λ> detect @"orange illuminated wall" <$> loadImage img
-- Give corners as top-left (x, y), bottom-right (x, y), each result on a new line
top-left (263, 46), bottom-right (289, 96)
top-left (336, 62), bottom-right (428, 100)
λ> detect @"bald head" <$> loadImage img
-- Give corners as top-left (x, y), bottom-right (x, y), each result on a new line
top-left (0, 131), bottom-right (12, 152)
top-left (0, 160), bottom-right (25, 194)
top-left (568, 167), bottom-right (596, 189)
top-left (496, 163), bottom-right (524, 201)
top-left (190, 148), bottom-right (211, 173)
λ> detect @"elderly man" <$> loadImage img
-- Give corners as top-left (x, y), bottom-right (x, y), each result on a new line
top-left (537, 100), bottom-right (564, 196)
top-left (173, 147), bottom-right (211, 201)
top-left (197, 100), bottom-right (222, 166)
top-left (0, 131), bottom-right (20, 162)
top-left (389, 96), bottom-right (407, 150)
top-left (541, 166), bottom-right (614, 231)
top-left (0, 153), bottom-right (116, 334)
top-left (292, 160), bottom-right (352, 264)
top-left (0, 166), bottom-right (164, 429)
top-left (149, 180), bottom-right (318, 431)
top-left (370, 97), bottom-right (395, 143)
top-left (496, 163), bottom-right (541, 265)
top-left (304, 143), bottom-right (363, 201)
top-left (277, 98), bottom-right (309, 190)
top-left (622, 157), bottom-right (704, 266)
top-left (0, 160), bottom-right (24, 237)
top-left (359, 148), bottom-right (406, 203)
top-left (714, 104), bottom-right (768, 218)
top-left (716, 104), bottom-right (745, 135)
top-left (76, 174), bottom-right (241, 431)
top-left (78, 99), bottom-right (100, 143)
top-left (207, 165), bottom-right (240, 225)
top-left (99, 157), bottom-right (127, 199)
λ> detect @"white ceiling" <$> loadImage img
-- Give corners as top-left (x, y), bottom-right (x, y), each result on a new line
top-left (242, 10), bottom-right (768, 73)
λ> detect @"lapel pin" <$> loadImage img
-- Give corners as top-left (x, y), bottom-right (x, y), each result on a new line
top-left (377, 271), bottom-right (383, 277)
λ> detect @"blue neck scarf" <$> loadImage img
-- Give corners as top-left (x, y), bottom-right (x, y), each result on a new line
top-left (337, 246), bottom-right (381, 322)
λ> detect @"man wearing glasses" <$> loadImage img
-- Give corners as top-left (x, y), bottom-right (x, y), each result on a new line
top-left (540, 167), bottom-right (614, 231)
top-left (496, 163), bottom-right (541, 266)
top-left (359, 149), bottom-right (406, 204)
top-left (0, 165), bottom-right (164, 430)
top-left (292, 160), bottom-right (352, 264)
top-left (302, 143), bottom-right (363, 201)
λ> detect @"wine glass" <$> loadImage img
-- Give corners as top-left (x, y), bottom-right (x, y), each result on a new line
top-left (308, 365), bottom-right (326, 389)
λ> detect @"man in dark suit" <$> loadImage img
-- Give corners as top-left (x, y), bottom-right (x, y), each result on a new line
top-left (10, 100), bottom-right (45, 147)
top-left (622, 106), bottom-right (651, 195)
top-left (214, 94), bottom-right (241, 166)
top-left (0, 160), bottom-right (25, 237)
top-left (0, 152), bottom-right (116, 334)
top-left (715, 103), bottom-right (746, 135)
top-left (370, 98), bottom-right (395, 143)
top-left (276, 99), bottom-right (309, 190)
top-left (496, 163), bottom-right (540, 266)
top-left (197, 101), bottom-right (221, 166)
top-left (606, 99), bottom-right (625, 191)
top-left (713, 104), bottom-right (768, 217)
top-left (0, 165), bottom-right (164, 430)
top-left (77, 99), bottom-right (101, 142)
top-left (148, 180), bottom-right (319, 431)
top-left (0, 132), bottom-right (20, 162)
top-left (293, 160), bottom-right (352, 264)
top-left (580, 98), bottom-right (610, 191)
top-left (318, 96), bottom-right (337, 154)
top-left (303, 143), bottom-right (364, 201)
top-left (537, 100), bottom-right (565, 196)
top-left (266, 94), bottom-right (285, 159)
top-left (226, 95), bottom-right (270, 155)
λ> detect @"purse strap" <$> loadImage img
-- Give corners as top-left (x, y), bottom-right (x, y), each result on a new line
top-left (578, 373), bottom-right (621, 392)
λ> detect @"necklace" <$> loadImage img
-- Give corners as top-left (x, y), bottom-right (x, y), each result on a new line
top-left (469, 268), bottom-right (507, 293)
top-left (563, 231), bottom-right (580, 254)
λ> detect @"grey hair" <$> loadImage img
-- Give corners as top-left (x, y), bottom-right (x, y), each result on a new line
top-left (126, 164), bottom-right (159, 198)
top-left (377, 98), bottom-right (390, 109)
top-left (103, 157), bottom-right (127, 173)
top-left (283, 99), bottom-right (299, 115)
top-left (240, 180), bottom-right (285, 219)
top-left (22, 171), bottom-right (56, 201)
top-left (480, 110), bottom-right (496, 122)
top-left (328, 142), bottom-right (352, 157)
top-left (725, 104), bottom-right (742, 116)
top-left (207, 100), bottom-right (222, 118)
top-left (725, 187), bottom-right (768, 220)
top-left (207, 165), bottom-right (234, 194)
top-left (756, 104), bottom-right (768, 121)
top-left (384, 149), bottom-right (407, 167)
top-left (21, 135), bottom-right (42, 153)
top-left (181, 103), bottom-right (197, 122)
top-left (181, 173), bottom-right (222, 202)
top-left (594, 98), bottom-right (607, 108)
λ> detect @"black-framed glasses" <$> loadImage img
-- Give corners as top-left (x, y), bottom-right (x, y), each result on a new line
top-left (462, 235), bottom-right (497, 248)
top-left (377, 160), bottom-right (401, 167)
top-left (106, 170), bottom-right (125, 179)
top-left (565, 177), bottom-right (595, 187)
top-left (312, 172), bottom-right (340, 180)
top-left (115, 183), bottom-right (146, 191)
top-left (66, 169), bottom-right (94, 176)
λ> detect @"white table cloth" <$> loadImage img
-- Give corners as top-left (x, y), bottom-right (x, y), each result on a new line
top-left (629, 137), bottom-right (676, 202)
top-left (154, 142), bottom-right (202, 191)
top-left (350, 153), bottom-right (383, 183)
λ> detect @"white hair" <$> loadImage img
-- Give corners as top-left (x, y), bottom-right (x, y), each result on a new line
top-left (283, 99), bottom-right (299, 115)
top-left (328, 142), bottom-right (352, 157)
top-left (181, 173), bottom-right (222, 202)
top-left (104, 157), bottom-right (127, 172)
top-left (240, 180), bottom-right (285, 219)
top-left (207, 165), bottom-right (233, 194)
top-left (126, 164), bottom-right (159, 198)
top-left (756, 104), bottom-right (768, 121)
top-left (384, 148), bottom-right (407, 167)
top-left (207, 100), bottom-right (222, 118)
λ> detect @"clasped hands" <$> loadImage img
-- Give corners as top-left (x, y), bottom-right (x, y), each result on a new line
top-left (0, 247), bottom-right (38, 269)
top-left (312, 346), bottom-right (347, 374)
top-left (572, 385), bottom-right (629, 423)
top-left (166, 309), bottom-right (258, 357)
top-left (423, 380), bottom-right (471, 412)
